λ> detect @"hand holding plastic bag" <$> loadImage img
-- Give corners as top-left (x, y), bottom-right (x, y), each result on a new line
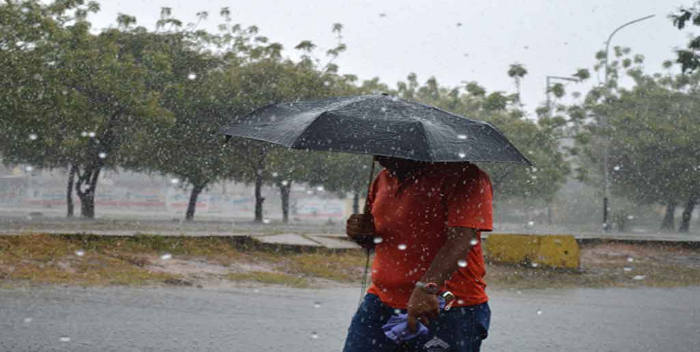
top-left (382, 296), bottom-right (450, 344)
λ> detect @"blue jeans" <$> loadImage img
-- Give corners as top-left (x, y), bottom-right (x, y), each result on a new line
top-left (343, 294), bottom-right (490, 352)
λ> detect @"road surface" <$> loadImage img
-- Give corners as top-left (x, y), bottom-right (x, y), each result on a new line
top-left (1, 285), bottom-right (698, 351)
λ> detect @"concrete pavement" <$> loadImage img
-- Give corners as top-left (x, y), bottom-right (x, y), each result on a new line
top-left (2, 214), bottom-right (699, 251)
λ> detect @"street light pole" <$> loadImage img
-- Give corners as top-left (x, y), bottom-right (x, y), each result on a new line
top-left (601, 14), bottom-right (655, 232)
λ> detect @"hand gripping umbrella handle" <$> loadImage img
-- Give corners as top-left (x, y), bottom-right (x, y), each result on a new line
top-left (363, 157), bottom-right (376, 214)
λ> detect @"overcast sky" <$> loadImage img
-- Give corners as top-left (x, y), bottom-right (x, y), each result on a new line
top-left (87, 0), bottom-right (695, 116)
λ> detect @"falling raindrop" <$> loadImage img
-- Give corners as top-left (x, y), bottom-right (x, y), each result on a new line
top-left (531, 262), bottom-right (539, 268)
top-left (81, 131), bottom-right (88, 137)
top-left (633, 275), bottom-right (646, 280)
top-left (373, 237), bottom-right (383, 244)
top-left (311, 332), bottom-right (319, 340)
top-left (316, 186), bottom-right (324, 192)
top-left (281, 180), bottom-right (289, 186)
top-left (627, 257), bottom-right (634, 263)
top-left (59, 337), bottom-right (71, 342)
top-left (380, 107), bottom-right (387, 113)
top-left (527, 221), bottom-right (535, 226)
top-left (98, 152), bottom-right (107, 159)
top-left (613, 165), bottom-right (621, 171)
top-left (313, 302), bottom-right (322, 308)
top-left (394, 309), bottom-right (402, 314)
top-left (271, 172), bottom-right (279, 177)
top-left (457, 259), bottom-right (467, 267)
top-left (88, 131), bottom-right (96, 138)
top-left (28, 133), bottom-right (37, 140)
top-left (23, 318), bottom-right (32, 324)
top-left (170, 178), bottom-right (179, 184)
top-left (457, 299), bottom-right (464, 305)
top-left (263, 219), bottom-right (271, 224)
top-left (458, 152), bottom-right (466, 158)
top-left (397, 243), bottom-right (407, 250)
top-left (160, 253), bottom-right (172, 260)
top-left (457, 134), bottom-right (467, 140)
top-left (623, 266), bottom-right (633, 272)
top-left (187, 72), bottom-right (197, 80)
top-left (25, 166), bottom-right (34, 172)
top-left (61, 90), bottom-right (68, 95)
top-left (536, 310), bottom-right (542, 315)
top-left (75, 250), bottom-right (85, 257)
top-left (469, 238), bottom-right (478, 246)
top-left (627, 215), bottom-right (635, 220)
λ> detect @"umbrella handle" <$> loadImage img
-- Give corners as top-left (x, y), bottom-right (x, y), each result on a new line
top-left (363, 157), bottom-right (376, 214)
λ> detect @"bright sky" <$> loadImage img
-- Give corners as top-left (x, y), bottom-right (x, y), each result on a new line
top-left (87, 0), bottom-right (694, 116)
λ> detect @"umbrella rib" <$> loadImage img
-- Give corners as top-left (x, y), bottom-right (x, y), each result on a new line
top-left (415, 121), bottom-right (436, 161)
top-left (289, 110), bottom-right (330, 149)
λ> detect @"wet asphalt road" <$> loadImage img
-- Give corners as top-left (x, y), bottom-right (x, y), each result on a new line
top-left (1, 285), bottom-right (698, 351)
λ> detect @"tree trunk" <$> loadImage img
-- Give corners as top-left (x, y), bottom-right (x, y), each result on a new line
top-left (353, 190), bottom-right (360, 214)
top-left (185, 183), bottom-right (206, 221)
top-left (75, 166), bottom-right (101, 219)
top-left (280, 182), bottom-right (291, 223)
top-left (679, 196), bottom-right (697, 233)
top-left (660, 200), bottom-right (676, 231)
top-left (66, 165), bottom-right (76, 218)
top-left (254, 173), bottom-right (265, 223)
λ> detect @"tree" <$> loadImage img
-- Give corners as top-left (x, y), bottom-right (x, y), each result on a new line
top-left (575, 47), bottom-right (700, 231)
top-left (122, 11), bottom-right (241, 222)
top-left (507, 63), bottom-right (528, 105)
top-left (218, 31), bottom-right (353, 222)
top-left (672, 2), bottom-right (700, 72)
top-left (0, 0), bottom-right (102, 217)
top-left (265, 148), bottom-right (326, 223)
top-left (0, 1), bottom-right (171, 219)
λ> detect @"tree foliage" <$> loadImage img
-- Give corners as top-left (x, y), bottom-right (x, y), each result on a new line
top-left (574, 47), bottom-right (700, 231)
top-left (672, 1), bottom-right (700, 72)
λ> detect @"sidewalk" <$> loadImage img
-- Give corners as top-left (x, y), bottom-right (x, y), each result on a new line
top-left (2, 214), bottom-right (699, 250)
top-left (3, 226), bottom-right (699, 251)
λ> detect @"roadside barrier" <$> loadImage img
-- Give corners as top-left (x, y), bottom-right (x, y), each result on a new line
top-left (485, 234), bottom-right (580, 269)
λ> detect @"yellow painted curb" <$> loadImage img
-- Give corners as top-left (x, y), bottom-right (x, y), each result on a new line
top-left (486, 234), bottom-right (580, 269)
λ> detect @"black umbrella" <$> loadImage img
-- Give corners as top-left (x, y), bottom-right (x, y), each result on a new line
top-left (221, 94), bottom-right (532, 216)
top-left (219, 94), bottom-right (532, 165)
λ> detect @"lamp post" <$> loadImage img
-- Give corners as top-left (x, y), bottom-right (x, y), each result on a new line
top-left (601, 14), bottom-right (655, 232)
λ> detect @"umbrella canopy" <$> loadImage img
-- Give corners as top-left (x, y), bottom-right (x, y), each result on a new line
top-left (220, 94), bottom-right (532, 165)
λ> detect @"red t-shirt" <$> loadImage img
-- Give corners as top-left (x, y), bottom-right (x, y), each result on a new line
top-left (366, 162), bottom-right (493, 309)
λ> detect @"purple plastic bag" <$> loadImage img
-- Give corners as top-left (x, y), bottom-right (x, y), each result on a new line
top-left (382, 297), bottom-right (446, 344)
top-left (382, 313), bottom-right (429, 343)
